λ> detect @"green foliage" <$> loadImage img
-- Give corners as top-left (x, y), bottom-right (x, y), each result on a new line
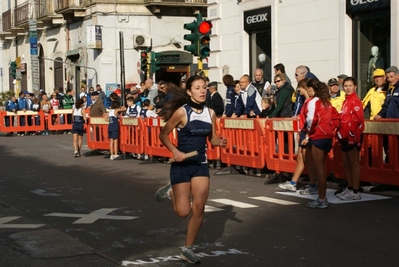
top-left (0, 91), bottom-right (15, 106)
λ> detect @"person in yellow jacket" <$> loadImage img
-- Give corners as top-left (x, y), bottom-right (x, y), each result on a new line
top-left (328, 78), bottom-right (345, 111)
top-left (362, 68), bottom-right (388, 119)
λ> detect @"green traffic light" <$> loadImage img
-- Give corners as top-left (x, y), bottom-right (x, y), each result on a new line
top-left (150, 51), bottom-right (162, 73)
top-left (10, 61), bottom-right (17, 79)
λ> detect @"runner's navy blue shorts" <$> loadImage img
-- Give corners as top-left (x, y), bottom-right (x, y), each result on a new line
top-left (340, 134), bottom-right (363, 152)
top-left (108, 130), bottom-right (119, 139)
top-left (309, 138), bottom-right (332, 154)
top-left (72, 122), bottom-right (85, 136)
top-left (170, 161), bottom-right (209, 185)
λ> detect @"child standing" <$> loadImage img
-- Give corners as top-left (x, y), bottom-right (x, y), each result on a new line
top-left (72, 99), bottom-right (87, 157)
top-left (107, 101), bottom-right (126, 160)
top-left (125, 97), bottom-right (141, 118)
top-left (140, 99), bottom-right (158, 118)
top-left (259, 97), bottom-right (274, 118)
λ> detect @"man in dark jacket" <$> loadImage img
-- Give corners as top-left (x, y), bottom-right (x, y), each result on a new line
top-left (206, 81), bottom-right (224, 117)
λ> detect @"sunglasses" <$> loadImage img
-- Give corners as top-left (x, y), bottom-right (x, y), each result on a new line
top-left (274, 80), bottom-right (281, 83)
top-left (295, 73), bottom-right (303, 77)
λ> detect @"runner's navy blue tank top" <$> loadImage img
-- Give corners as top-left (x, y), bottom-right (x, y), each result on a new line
top-left (177, 104), bottom-right (212, 163)
top-left (108, 109), bottom-right (119, 131)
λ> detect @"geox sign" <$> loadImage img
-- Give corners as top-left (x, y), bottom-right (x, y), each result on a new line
top-left (346, 0), bottom-right (390, 13)
top-left (244, 6), bottom-right (271, 32)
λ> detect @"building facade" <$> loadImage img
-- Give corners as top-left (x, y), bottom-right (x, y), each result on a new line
top-left (207, 0), bottom-right (396, 98)
top-left (0, 0), bottom-right (207, 95)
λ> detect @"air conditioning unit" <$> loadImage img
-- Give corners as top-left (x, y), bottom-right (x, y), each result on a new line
top-left (133, 35), bottom-right (151, 49)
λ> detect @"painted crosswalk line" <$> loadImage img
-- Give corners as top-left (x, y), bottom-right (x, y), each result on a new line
top-left (204, 205), bottom-right (224, 212)
top-left (0, 216), bottom-right (45, 229)
top-left (249, 196), bottom-right (299, 205)
top-left (44, 208), bottom-right (138, 224)
top-left (208, 199), bottom-right (258, 208)
top-left (276, 189), bottom-right (391, 204)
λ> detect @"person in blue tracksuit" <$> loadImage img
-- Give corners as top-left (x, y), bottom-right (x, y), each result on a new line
top-left (232, 75), bottom-right (262, 118)
top-left (5, 96), bottom-right (18, 136)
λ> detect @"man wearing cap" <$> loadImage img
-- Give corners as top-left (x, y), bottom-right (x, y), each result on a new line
top-left (337, 74), bottom-right (348, 91)
top-left (89, 91), bottom-right (106, 117)
top-left (374, 66), bottom-right (399, 163)
top-left (362, 68), bottom-right (388, 119)
top-left (205, 81), bottom-right (224, 117)
top-left (328, 78), bottom-right (345, 112)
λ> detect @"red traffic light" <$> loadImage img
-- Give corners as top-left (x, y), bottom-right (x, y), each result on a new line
top-left (198, 21), bottom-right (212, 35)
top-left (141, 52), bottom-right (147, 58)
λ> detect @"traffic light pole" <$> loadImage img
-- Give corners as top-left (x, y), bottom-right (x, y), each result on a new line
top-left (197, 57), bottom-right (203, 72)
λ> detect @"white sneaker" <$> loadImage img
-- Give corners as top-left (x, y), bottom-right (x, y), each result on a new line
top-left (110, 155), bottom-right (115, 160)
top-left (335, 187), bottom-right (349, 198)
top-left (339, 190), bottom-right (361, 201)
top-left (278, 181), bottom-right (297, 192)
top-left (299, 185), bottom-right (318, 195)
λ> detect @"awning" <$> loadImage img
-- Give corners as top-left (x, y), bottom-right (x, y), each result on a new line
top-left (66, 49), bottom-right (80, 58)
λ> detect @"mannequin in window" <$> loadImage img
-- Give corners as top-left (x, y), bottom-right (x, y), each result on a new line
top-left (367, 46), bottom-right (384, 85)
top-left (258, 53), bottom-right (271, 86)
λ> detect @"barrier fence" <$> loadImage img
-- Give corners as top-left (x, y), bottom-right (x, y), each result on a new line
top-left (1, 112), bottom-right (399, 187)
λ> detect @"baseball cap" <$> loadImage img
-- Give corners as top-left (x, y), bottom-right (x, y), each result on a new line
top-left (328, 78), bottom-right (339, 86)
top-left (337, 74), bottom-right (348, 79)
top-left (131, 89), bottom-right (139, 95)
top-left (24, 91), bottom-right (30, 95)
top-left (91, 91), bottom-right (99, 96)
top-left (373, 68), bottom-right (385, 78)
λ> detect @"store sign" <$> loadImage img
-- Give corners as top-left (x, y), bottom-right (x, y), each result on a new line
top-left (87, 25), bottom-right (102, 49)
top-left (346, 0), bottom-right (390, 13)
top-left (243, 6), bottom-right (271, 32)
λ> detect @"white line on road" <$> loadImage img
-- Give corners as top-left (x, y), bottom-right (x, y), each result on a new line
top-left (0, 216), bottom-right (45, 229)
top-left (208, 199), bottom-right (258, 208)
top-left (204, 205), bottom-right (224, 212)
top-left (249, 196), bottom-right (299, 205)
top-left (32, 189), bottom-right (61, 196)
top-left (44, 208), bottom-right (138, 224)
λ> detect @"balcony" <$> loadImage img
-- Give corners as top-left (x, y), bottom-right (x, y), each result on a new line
top-left (144, 0), bottom-right (208, 16)
top-left (54, 0), bottom-right (86, 20)
top-left (2, 10), bottom-right (12, 32)
top-left (37, 0), bottom-right (64, 26)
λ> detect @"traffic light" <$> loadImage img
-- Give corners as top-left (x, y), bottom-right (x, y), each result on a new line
top-left (140, 51), bottom-right (148, 73)
top-left (10, 61), bottom-right (17, 79)
top-left (150, 51), bottom-right (162, 74)
top-left (198, 20), bottom-right (212, 59)
top-left (183, 20), bottom-right (199, 56)
top-left (183, 14), bottom-right (212, 59)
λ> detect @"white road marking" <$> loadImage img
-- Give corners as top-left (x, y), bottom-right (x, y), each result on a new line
top-left (0, 216), bottom-right (45, 229)
top-left (204, 205), bottom-right (224, 212)
top-left (32, 189), bottom-right (61, 196)
top-left (44, 208), bottom-right (138, 224)
top-left (249, 196), bottom-right (299, 205)
top-left (208, 199), bottom-right (258, 208)
top-left (276, 189), bottom-right (391, 204)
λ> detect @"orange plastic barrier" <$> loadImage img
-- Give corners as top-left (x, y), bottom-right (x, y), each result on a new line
top-left (264, 118), bottom-right (300, 173)
top-left (143, 117), bottom-right (176, 159)
top-left (206, 118), bottom-right (221, 161)
top-left (86, 117), bottom-right (110, 151)
top-left (219, 117), bottom-right (265, 169)
top-left (329, 119), bottom-right (399, 186)
top-left (119, 117), bottom-right (145, 155)
top-left (47, 109), bottom-right (73, 131)
top-left (0, 110), bottom-right (45, 133)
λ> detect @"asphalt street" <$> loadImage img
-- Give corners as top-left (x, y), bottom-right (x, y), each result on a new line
top-left (0, 134), bottom-right (398, 267)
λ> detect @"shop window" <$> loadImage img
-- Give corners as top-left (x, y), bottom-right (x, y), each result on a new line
top-left (353, 10), bottom-right (390, 97)
top-left (250, 29), bottom-right (272, 83)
